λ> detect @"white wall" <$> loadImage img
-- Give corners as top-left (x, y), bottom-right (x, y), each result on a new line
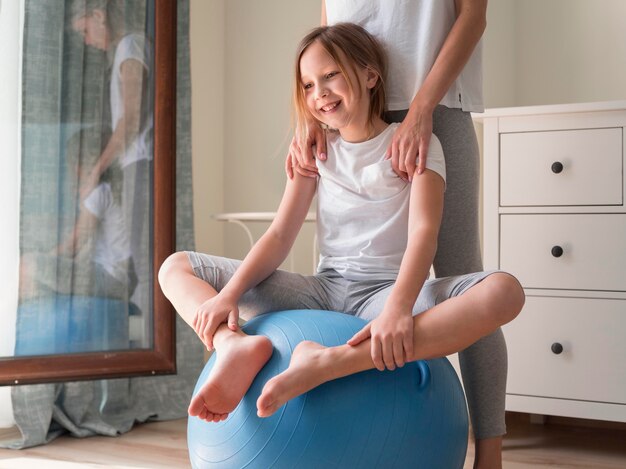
top-left (483, 0), bottom-right (517, 108)
top-left (190, 0), bottom-right (225, 256)
top-left (484, 0), bottom-right (626, 108)
top-left (0, 0), bottom-right (23, 429)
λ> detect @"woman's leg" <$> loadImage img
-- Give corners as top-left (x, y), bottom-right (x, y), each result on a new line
top-left (158, 251), bottom-right (336, 422)
top-left (431, 106), bottom-right (510, 468)
top-left (256, 272), bottom-right (524, 419)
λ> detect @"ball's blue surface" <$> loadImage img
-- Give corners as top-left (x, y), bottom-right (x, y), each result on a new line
top-left (188, 310), bottom-right (468, 469)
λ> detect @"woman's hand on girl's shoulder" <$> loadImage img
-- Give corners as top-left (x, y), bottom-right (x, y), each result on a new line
top-left (386, 108), bottom-right (433, 182)
top-left (285, 123), bottom-right (327, 179)
top-left (192, 292), bottom-right (240, 351)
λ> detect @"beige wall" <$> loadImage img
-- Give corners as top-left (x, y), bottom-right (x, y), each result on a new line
top-left (190, 0), bottom-right (225, 256)
top-left (484, 0), bottom-right (626, 108)
top-left (191, 0), bottom-right (319, 272)
top-left (190, 0), bottom-right (626, 269)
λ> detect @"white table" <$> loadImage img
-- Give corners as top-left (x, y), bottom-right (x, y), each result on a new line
top-left (213, 212), bottom-right (317, 273)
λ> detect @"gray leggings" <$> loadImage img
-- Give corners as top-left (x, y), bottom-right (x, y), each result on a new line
top-left (386, 106), bottom-right (507, 439)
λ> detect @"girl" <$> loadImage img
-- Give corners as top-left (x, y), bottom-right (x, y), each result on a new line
top-left (289, 4), bottom-right (506, 467)
top-left (159, 24), bottom-right (523, 429)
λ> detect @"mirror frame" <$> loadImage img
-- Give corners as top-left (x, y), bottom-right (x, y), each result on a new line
top-left (0, 0), bottom-right (177, 386)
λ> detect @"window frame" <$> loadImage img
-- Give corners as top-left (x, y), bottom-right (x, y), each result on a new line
top-left (0, 0), bottom-right (177, 386)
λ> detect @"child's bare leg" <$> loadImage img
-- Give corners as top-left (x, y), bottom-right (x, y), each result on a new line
top-left (257, 273), bottom-right (523, 417)
top-left (159, 252), bottom-right (273, 421)
top-left (158, 252), bottom-right (220, 328)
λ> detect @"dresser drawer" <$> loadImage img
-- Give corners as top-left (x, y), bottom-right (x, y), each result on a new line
top-left (500, 128), bottom-right (623, 207)
top-left (500, 214), bottom-right (626, 291)
top-left (504, 296), bottom-right (626, 404)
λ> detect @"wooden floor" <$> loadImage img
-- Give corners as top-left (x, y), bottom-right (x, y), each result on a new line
top-left (1, 413), bottom-right (625, 468)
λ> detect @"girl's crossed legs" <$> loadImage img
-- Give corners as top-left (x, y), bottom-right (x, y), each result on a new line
top-left (158, 251), bottom-right (524, 422)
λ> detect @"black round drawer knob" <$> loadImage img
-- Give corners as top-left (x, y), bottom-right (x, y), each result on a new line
top-left (551, 246), bottom-right (564, 257)
top-left (551, 161), bottom-right (564, 173)
top-left (551, 342), bottom-right (564, 355)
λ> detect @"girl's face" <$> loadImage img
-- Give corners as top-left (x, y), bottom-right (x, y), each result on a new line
top-left (299, 41), bottom-right (378, 142)
top-left (72, 10), bottom-right (109, 50)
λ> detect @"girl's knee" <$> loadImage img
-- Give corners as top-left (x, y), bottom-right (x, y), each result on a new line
top-left (485, 272), bottom-right (525, 325)
top-left (158, 251), bottom-right (192, 289)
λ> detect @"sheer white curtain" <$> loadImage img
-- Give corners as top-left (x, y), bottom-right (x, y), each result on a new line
top-left (0, 0), bottom-right (24, 429)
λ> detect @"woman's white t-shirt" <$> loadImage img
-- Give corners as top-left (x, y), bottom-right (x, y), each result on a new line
top-left (110, 33), bottom-right (153, 168)
top-left (325, 0), bottom-right (484, 112)
top-left (316, 123), bottom-right (446, 281)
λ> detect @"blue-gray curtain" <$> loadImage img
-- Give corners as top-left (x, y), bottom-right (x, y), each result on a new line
top-left (2, 0), bottom-right (203, 449)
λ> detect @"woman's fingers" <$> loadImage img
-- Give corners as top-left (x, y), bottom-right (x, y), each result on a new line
top-left (315, 128), bottom-right (327, 162)
top-left (404, 140), bottom-right (418, 180)
top-left (417, 133), bottom-right (430, 175)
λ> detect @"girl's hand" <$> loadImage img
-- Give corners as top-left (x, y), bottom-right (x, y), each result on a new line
top-left (347, 307), bottom-right (414, 371)
top-left (385, 106), bottom-right (433, 182)
top-left (192, 292), bottom-right (240, 351)
top-left (285, 123), bottom-right (327, 179)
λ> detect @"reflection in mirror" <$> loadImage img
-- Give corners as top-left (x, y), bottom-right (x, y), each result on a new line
top-left (8, 0), bottom-right (155, 357)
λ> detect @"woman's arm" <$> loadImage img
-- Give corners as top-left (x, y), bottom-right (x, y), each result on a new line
top-left (321, 0), bottom-right (327, 26)
top-left (81, 59), bottom-right (147, 198)
top-left (348, 168), bottom-right (445, 370)
top-left (389, 0), bottom-right (487, 178)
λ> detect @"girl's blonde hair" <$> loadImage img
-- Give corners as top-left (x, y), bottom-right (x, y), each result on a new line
top-left (293, 23), bottom-right (387, 143)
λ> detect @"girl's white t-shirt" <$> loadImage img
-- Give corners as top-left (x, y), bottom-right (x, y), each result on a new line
top-left (325, 0), bottom-right (484, 112)
top-left (83, 183), bottom-right (132, 282)
top-left (110, 33), bottom-right (153, 168)
top-left (316, 123), bottom-right (446, 281)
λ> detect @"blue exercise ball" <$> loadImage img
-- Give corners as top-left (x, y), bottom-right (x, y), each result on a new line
top-left (188, 310), bottom-right (468, 469)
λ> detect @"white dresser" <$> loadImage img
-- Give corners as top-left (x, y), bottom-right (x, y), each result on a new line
top-left (476, 101), bottom-right (626, 423)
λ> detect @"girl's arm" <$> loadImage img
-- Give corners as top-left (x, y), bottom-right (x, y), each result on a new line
top-left (194, 173), bottom-right (317, 350)
top-left (80, 59), bottom-right (147, 198)
top-left (348, 168), bottom-right (445, 371)
top-left (388, 0), bottom-right (487, 179)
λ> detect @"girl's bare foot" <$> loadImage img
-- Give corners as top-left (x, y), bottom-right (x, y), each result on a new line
top-left (256, 340), bottom-right (335, 418)
top-left (189, 332), bottom-right (273, 422)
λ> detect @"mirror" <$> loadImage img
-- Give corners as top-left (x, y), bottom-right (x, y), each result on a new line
top-left (0, 0), bottom-right (176, 385)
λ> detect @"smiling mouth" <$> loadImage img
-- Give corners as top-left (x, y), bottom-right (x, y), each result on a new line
top-left (320, 101), bottom-right (340, 113)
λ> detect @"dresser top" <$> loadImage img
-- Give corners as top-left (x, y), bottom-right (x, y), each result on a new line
top-left (472, 100), bottom-right (626, 121)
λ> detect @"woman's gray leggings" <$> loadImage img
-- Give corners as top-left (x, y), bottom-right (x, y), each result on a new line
top-left (386, 106), bottom-right (507, 439)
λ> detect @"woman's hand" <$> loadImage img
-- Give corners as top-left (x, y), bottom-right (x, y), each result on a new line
top-left (285, 122), bottom-right (327, 179)
top-left (347, 305), bottom-right (414, 371)
top-left (386, 105), bottom-right (434, 182)
top-left (192, 291), bottom-right (240, 351)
